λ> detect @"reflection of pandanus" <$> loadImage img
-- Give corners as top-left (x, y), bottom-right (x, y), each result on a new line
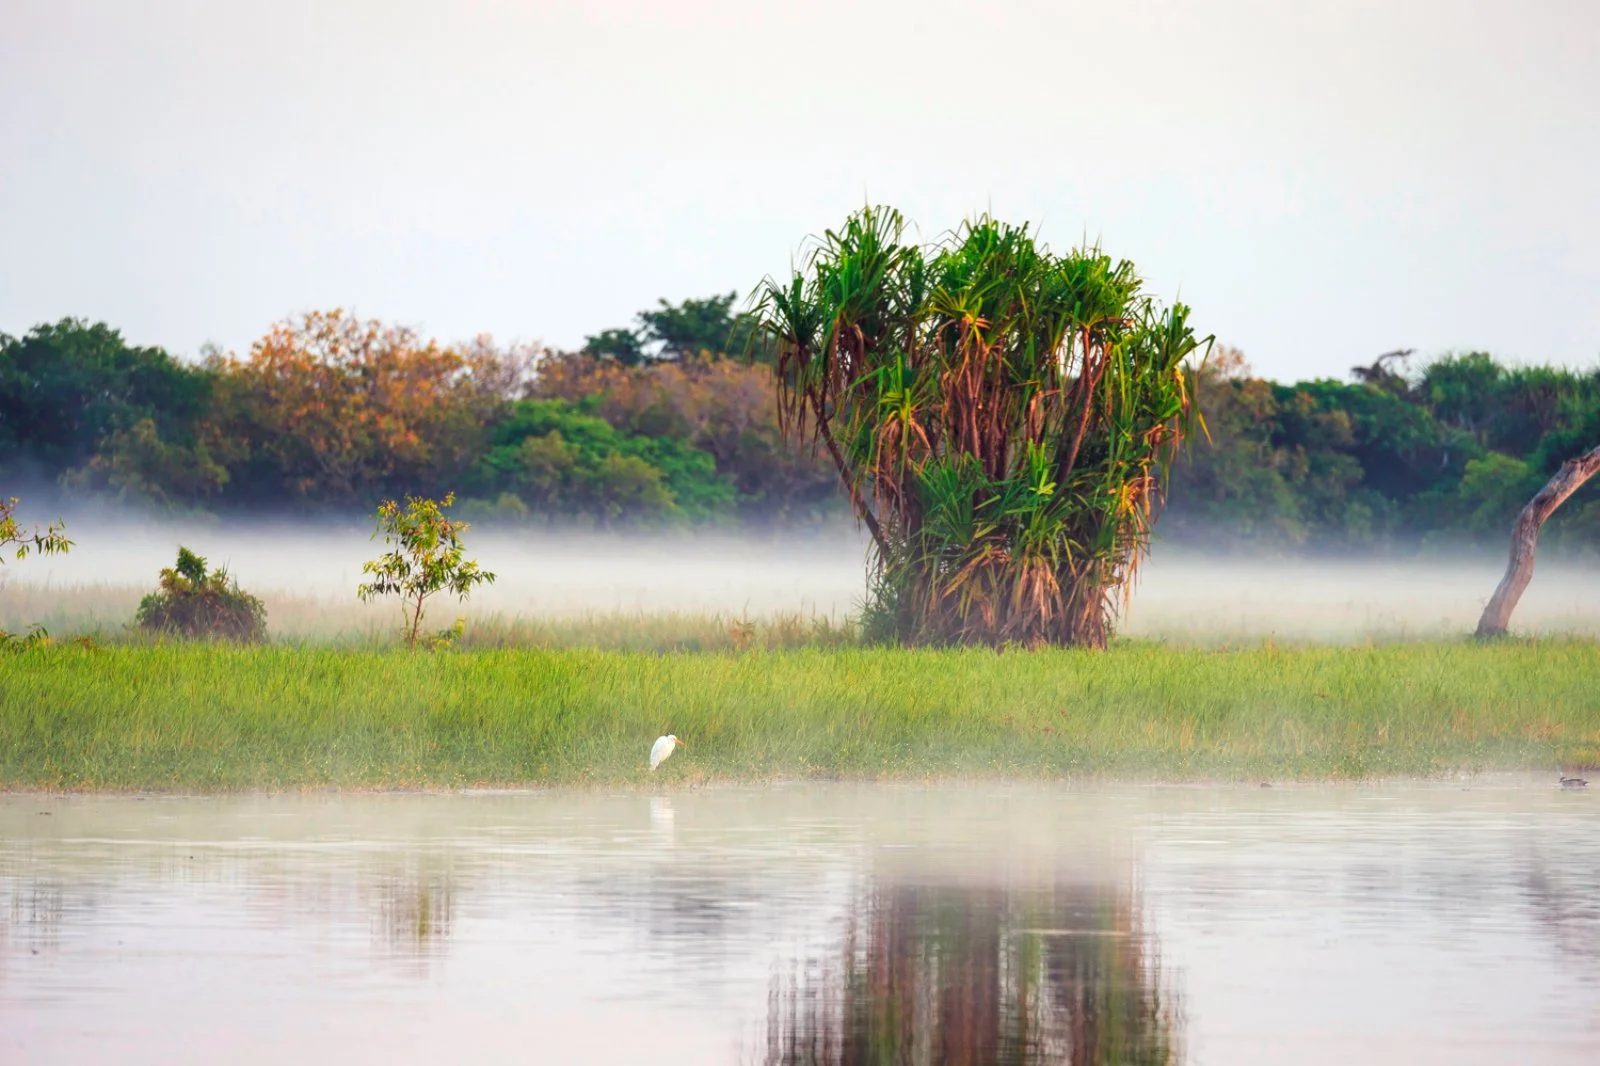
top-left (1042, 891), bottom-right (1179, 1066)
top-left (375, 875), bottom-right (454, 955)
top-left (1523, 860), bottom-right (1600, 967)
top-left (763, 880), bottom-right (1179, 1066)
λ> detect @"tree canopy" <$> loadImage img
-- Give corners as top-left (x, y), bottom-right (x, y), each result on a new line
top-left (582, 292), bottom-right (766, 365)
top-left (1, 300), bottom-right (1595, 553)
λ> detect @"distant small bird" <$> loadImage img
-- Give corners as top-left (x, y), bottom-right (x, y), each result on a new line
top-left (1559, 774), bottom-right (1588, 789)
top-left (650, 734), bottom-right (685, 770)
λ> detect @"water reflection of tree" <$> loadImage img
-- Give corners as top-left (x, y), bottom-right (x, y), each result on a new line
top-left (2, 878), bottom-right (66, 956)
top-left (1522, 856), bottom-right (1600, 971)
top-left (369, 868), bottom-right (454, 965)
top-left (763, 879), bottom-right (1179, 1066)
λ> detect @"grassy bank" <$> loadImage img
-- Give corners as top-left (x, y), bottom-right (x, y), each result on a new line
top-left (3, 640), bottom-right (1599, 790)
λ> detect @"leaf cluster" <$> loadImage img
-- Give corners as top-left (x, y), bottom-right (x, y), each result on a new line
top-left (0, 624), bottom-right (53, 653)
top-left (0, 497), bottom-right (72, 563)
top-left (582, 292), bottom-right (771, 366)
top-left (0, 319), bottom-right (211, 476)
top-left (464, 397), bottom-right (735, 525)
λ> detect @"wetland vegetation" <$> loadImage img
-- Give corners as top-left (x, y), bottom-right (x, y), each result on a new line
top-left (2, 639), bottom-right (1597, 790)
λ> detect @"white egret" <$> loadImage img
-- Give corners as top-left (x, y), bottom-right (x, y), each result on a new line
top-left (650, 734), bottom-right (685, 770)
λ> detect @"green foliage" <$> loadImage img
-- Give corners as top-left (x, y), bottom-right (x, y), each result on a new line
top-left (583, 291), bottom-right (769, 364)
top-left (1165, 348), bottom-right (1600, 552)
top-left (0, 496), bottom-right (72, 563)
top-left (454, 492), bottom-right (531, 525)
top-left (466, 397), bottom-right (736, 525)
top-left (357, 493), bottom-right (496, 650)
top-left (757, 206), bottom-right (1208, 647)
top-left (0, 319), bottom-right (212, 484)
top-left (1423, 353), bottom-right (1600, 460)
top-left (582, 327), bottom-right (649, 367)
top-left (62, 417), bottom-right (229, 508)
top-left (135, 547), bottom-right (267, 642)
top-left (1454, 454), bottom-right (1543, 536)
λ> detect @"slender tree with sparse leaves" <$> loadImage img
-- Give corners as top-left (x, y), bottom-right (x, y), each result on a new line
top-left (755, 207), bottom-right (1209, 647)
top-left (358, 493), bottom-right (496, 650)
top-left (0, 496), bottom-right (73, 648)
top-left (0, 497), bottom-right (72, 563)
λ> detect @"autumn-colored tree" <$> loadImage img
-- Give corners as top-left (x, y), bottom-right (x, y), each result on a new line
top-left (207, 311), bottom-right (533, 506)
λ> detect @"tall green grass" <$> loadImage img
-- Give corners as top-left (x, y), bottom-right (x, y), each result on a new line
top-left (0, 583), bottom-right (858, 651)
top-left (3, 641), bottom-right (1597, 789)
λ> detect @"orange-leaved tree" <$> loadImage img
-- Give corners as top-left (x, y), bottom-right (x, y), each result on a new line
top-left (207, 311), bottom-right (534, 506)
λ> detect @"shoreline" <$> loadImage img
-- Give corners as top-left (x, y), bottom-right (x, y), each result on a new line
top-left (0, 769), bottom-right (1582, 798)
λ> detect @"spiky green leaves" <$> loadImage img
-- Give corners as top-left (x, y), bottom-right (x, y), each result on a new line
top-left (755, 207), bottom-right (1210, 647)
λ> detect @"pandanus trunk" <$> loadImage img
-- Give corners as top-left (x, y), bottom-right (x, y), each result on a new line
top-left (1475, 444), bottom-right (1600, 638)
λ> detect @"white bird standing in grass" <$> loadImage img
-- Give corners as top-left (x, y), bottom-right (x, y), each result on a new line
top-left (650, 734), bottom-right (684, 770)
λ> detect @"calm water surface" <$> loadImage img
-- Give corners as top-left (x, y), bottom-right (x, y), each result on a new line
top-left (2, 783), bottom-right (1596, 1065)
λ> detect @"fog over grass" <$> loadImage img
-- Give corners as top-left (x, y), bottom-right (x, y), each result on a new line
top-left (4, 518), bottom-right (1599, 644)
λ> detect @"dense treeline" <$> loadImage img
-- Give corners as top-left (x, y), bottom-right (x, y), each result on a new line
top-left (2, 302), bottom-right (1597, 550)
top-left (0, 300), bottom-right (836, 527)
top-left (1164, 347), bottom-right (1600, 551)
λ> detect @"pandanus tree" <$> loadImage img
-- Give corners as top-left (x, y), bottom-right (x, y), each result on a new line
top-left (755, 207), bottom-right (1209, 647)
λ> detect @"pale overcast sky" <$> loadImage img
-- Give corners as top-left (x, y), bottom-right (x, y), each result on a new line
top-left (2, 0), bottom-right (1596, 380)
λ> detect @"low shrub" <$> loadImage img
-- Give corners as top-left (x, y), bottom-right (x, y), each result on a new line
top-left (135, 546), bottom-right (267, 642)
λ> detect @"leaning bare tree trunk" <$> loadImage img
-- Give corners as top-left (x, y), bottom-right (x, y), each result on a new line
top-left (1475, 443), bottom-right (1600, 638)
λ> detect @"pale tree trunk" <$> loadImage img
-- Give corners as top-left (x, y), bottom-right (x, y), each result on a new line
top-left (1475, 443), bottom-right (1600, 638)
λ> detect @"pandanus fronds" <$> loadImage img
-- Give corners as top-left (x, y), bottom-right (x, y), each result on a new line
top-left (755, 207), bottom-right (1209, 647)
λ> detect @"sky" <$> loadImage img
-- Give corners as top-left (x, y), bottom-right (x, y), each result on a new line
top-left (2, 0), bottom-right (1597, 381)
